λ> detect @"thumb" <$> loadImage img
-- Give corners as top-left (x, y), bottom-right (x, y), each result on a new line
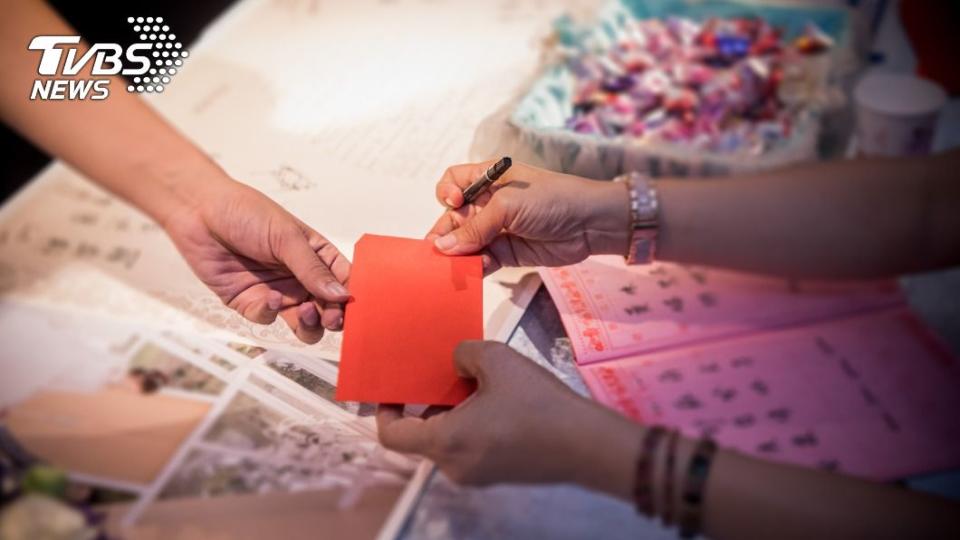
top-left (433, 200), bottom-right (509, 255)
top-left (376, 404), bottom-right (432, 454)
top-left (279, 233), bottom-right (350, 304)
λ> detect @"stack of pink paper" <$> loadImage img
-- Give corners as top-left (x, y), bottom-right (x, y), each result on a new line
top-left (541, 256), bottom-right (960, 480)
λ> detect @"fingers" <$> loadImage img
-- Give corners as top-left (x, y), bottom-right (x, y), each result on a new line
top-left (278, 232), bottom-right (351, 305)
top-left (453, 340), bottom-right (522, 388)
top-left (426, 211), bottom-right (503, 275)
top-left (309, 231), bottom-right (352, 285)
top-left (279, 302), bottom-right (326, 344)
top-left (227, 281), bottom-right (309, 325)
top-left (431, 160), bottom-right (514, 253)
top-left (307, 231), bottom-right (349, 331)
top-left (425, 205), bottom-right (471, 243)
top-left (482, 234), bottom-right (564, 276)
top-left (479, 251), bottom-right (502, 276)
top-left (421, 405), bottom-right (452, 419)
top-left (452, 341), bottom-right (486, 383)
top-left (483, 235), bottom-right (528, 275)
top-left (320, 301), bottom-right (344, 331)
top-left (376, 404), bottom-right (433, 454)
top-left (433, 200), bottom-right (509, 256)
top-left (226, 275), bottom-right (347, 336)
top-left (452, 340), bottom-right (503, 384)
top-left (225, 225), bottom-right (348, 341)
top-left (436, 161), bottom-right (495, 208)
top-left (231, 287), bottom-right (283, 325)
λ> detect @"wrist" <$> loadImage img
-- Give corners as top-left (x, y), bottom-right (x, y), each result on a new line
top-left (134, 152), bottom-right (237, 230)
top-left (581, 179), bottom-right (631, 257)
top-left (560, 398), bottom-right (644, 499)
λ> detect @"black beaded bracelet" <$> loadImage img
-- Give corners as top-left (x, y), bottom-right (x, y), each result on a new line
top-left (662, 429), bottom-right (680, 526)
top-left (678, 438), bottom-right (717, 538)
top-left (634, 426), bottom-right (666, 517)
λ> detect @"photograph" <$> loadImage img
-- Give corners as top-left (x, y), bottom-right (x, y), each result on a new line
top-left (203, 391), bottom-right (384, 468)
top-left (227, 342), bottom-right (268, 359)
top-left (127, 342), bottom-right (226, 396)
top-left (264, 356), bottom-right (370, 416)
top-left (158, 447), bottom-right (344, 499)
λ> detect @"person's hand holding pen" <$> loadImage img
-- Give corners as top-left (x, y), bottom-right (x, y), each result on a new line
top-left (430, 152), bottom-right (960, 280)
top-left (427, 159), bottom-right (631, 274)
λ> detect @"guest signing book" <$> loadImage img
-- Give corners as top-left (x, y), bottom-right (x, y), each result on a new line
top-left (541, 256), bottom-right (960, 480)
top-left (336, 235), bottom-right (483, 405)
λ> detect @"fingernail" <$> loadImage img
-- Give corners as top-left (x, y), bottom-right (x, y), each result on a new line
top-left (267, 292), bottom-right (282, 311)
top-left (326, 282), bottom-right (349, 297)
top-left (481, 254), bottom-right (491, 269)
top-left (434, 233), bottom-right (457, 252)
top-left (444, 198), bottom-right (455, 207)
top-left (300, 307), bottom-right (320, 328)
top-left (334, 316), bottom-right (343, 330)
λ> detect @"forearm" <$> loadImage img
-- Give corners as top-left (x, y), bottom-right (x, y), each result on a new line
top-left (562, 399), bottom-right (645, 499)
top-left (566, 406), bottom-right (698, 513)
top-left (0, 0), bottom-right (230, 225)
top-left (569, 405), bottom-right (959, 539)
top-left (655, 151), bottom-right (960, 279)
top-left (703, 449), bottom-right (959, 540)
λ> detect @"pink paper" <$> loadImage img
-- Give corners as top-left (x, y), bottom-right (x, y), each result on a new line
top-left (540, 256), bottom-right (902, 365)
top-left (579, 308), bottom-right (960, 480)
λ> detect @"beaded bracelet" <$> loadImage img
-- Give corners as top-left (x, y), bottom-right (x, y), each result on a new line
top-left (678, 438), bottom-right (718, 539)
top-left (662, 429), bottom-right (681, 526)
top-left (633, 426), bottom-right (666, 516)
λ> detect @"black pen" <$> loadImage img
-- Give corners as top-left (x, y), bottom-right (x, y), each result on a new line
top-left (462, 156), bottom-right (512, 204)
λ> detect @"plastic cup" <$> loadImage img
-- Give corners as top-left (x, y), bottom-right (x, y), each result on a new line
top-left (854, 72), bottom-right (947, 157)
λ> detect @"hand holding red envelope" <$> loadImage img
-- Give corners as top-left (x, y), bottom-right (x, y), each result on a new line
top-left (335, 234), bottom-right (483, 406)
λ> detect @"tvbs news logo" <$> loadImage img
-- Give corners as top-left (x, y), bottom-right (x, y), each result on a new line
top-left (29, 16), bottom-right (189, 101)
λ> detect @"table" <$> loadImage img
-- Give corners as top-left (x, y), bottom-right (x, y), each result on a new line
top-left (2, 1), bottom-right (958, 538)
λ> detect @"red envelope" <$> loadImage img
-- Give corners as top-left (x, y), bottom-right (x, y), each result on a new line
top-left (335, 234), bottom-right (482, 405)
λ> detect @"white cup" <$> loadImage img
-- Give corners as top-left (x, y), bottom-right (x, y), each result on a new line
top-left (854, 72), bottom-right (946, 157)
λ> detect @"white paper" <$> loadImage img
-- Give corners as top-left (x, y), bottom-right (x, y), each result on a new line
top-left (0, 0), bottom-right (560, 354)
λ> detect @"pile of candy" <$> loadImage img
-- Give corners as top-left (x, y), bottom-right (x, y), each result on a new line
top-left (562, 16), bottom-right (833, 154)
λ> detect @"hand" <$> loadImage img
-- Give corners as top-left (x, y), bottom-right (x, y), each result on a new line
top-left (427, 161), bottom-right (631, 274)
top-left (376, 341), bottom-right (641, 492)
top-left (163, 178), bottom-right (350, 344)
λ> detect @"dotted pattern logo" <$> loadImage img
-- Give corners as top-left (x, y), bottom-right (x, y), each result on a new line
top-left (125, 16), bottom-right (189, 94)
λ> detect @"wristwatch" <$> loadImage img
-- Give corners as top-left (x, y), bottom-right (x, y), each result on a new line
top-left (615, 171), bottom-right (660, 265)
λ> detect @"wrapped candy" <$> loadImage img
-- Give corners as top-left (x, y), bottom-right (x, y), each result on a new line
top-left (794, 22), bottom-right (834, 55)
top-left (561, 16), bottom-right (831, 154)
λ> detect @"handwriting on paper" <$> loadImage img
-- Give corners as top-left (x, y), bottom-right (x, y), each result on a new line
top-left (2, 179), bottom-right (159, 273)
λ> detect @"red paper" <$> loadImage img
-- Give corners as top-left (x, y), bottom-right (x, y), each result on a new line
top-left (335, 234), bottom-right (482, 405)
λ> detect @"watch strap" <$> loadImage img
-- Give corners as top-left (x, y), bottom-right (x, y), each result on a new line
top-left (615, 171), bottom-right (659, 265)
